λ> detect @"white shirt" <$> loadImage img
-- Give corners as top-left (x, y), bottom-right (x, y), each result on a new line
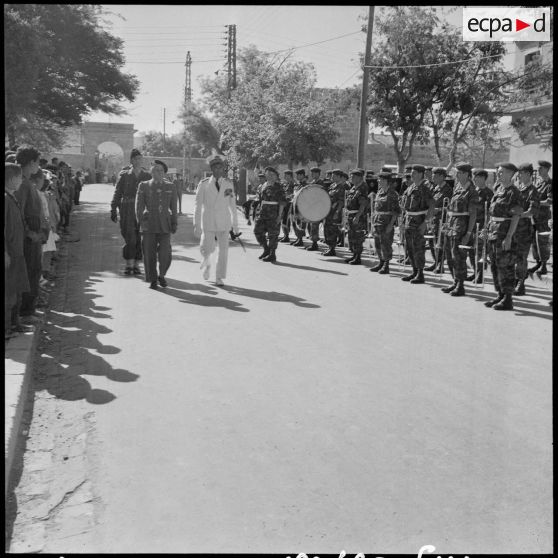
top-left (194, 175), bottom-right (239, 232)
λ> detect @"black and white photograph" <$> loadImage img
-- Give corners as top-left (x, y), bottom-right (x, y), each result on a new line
top-left (4, 4), bottom-right (553, 555)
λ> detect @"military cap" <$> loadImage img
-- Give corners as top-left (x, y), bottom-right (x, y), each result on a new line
top-left (331, 168), bottom-right (343, 176)
top-left (538, 160), bottom-right (552, 168)
top-left (130, 148), bottom-right (142, 160)
top-left (295, 168), bottom-right (306, 176)
top-left (381, 167), bottom-right (393, 173)
top-left (455, 163), bottom-right (473, 173)
top-left (258, 172), bottom-right (266, 178)
top-left (283, 169), bottom-right (293, 175)
top-left (411, 164), bottom-right (426, 173)
top-left (518, 162), bottom-right (534, 173)
top-left (341, 171), bottom-right (349, 179)
top-left (473, 169), bottom-right (488, 178)
top-left (264, 166), bottom-right (279, 175)
top-left (497, 162), bottom-right (518, 173)
top-left (378, 171), bottom-right (392, 179)
top-left (432, 167), bottom-right (446, 176)
top-left (208, 154), bottom-right (225, 167)
top-left (350, 168), bottom-right (364, 176)
top-left (5, 154), bottom-right (16, 163)
top-left (310, 166), bottom-right (321, 173)
top-left (152, 159), bottom-right (168, 173)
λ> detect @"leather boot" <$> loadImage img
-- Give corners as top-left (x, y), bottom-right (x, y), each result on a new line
top-left (378, 261), bottom-right (390, 274)
top-left (473, 268), bottom-right (483, 284)
top-left (441, 280), bottom-right (458, 293)
top-left (349, 254), bottom-right (362, 265)
top-left (345, 254), bottom-right (356, 263)
top-left (323, 247), bottom-right (336, 256)
top-left (450, 281), bottom-right (466, 296)
top-left (484, 292), bottom-right (504, 307)
top-left (402, 268), bottom-right (417, 281)
top-left (410, 269), bottom-right (425, 284)
top-left (369, 261), bottom-right (384, 272)
top-left (258, 243), bottom-right (270, 260)
top-left (538, 262), bottom-right (548, 275)
top-left (262, 248), bottom-right (277, 262)
top-left (513, 280), bottom-right (526, 296)
top-left (493, 293), bottom-right (513, 310)
top-left (425, 262), bottom-right (437, 272)
top-left (466, 273), bottom-right (475, 281)
top-left (279, 236), bottom-right (291, 243)
top-left (291, 238), bottom-right (304, 247)
top-left (306, 242), bottom-right (319, 251)
top-left (528, 261), bottom-right (541, 274)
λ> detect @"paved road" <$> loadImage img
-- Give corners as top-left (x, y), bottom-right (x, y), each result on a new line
top-left (6, 183), bottom-right (552, 554)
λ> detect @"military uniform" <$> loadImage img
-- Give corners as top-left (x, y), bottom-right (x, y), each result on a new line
top-left (401, 172), bottom-right (433, 280)
top-left (531, 172), bottom-right (552, 272)
top-left (254, 174), bottom-right (287, 261)
top-left (467, 179), bottom-right (494, 282)
top-left (307, 170), bottom-right (326, 250)
top-left (280, 174), bottom-right (296, 242)
top-left (425, 171), bottom-right (453, 272)
top-left (135, 176), bottom-right (178, 285)
top-left (345, 170), bottom-right (369, 265)
top-left (291, 173), bottom-right (308, 246)
top-left (485, 174), bottom-right (523, 309)
top-left (111, 166), bottom-right (152, 269)
top-left (323, 171), bottom-right (346, 256)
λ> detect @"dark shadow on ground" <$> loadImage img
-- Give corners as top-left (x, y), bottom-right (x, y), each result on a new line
top-left (159, 285), bottom-right (249, 311)
top-left (271, 261), bottom-right (348, 275)
top-left (219, 285), bottom-right (321, 308)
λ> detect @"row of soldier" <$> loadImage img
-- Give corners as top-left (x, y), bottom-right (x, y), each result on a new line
top-left (247, 160), bottom-right (552, 311)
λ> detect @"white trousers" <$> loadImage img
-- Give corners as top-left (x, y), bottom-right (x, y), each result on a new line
top-left (200, 230), bottom-right (229, 279)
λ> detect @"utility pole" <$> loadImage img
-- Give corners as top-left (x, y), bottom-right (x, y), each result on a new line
top-left (162, 107), bottom-right (166, 154)
top-left (357, 6), bottom-right (374, 169)
top-left (226, 24), bottom-right (237, 98)
top-left (183, 51), bottom-right (192, 186)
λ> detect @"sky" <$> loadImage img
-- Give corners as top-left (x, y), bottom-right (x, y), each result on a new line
top-left (88, 5), bottom-right (515, 135)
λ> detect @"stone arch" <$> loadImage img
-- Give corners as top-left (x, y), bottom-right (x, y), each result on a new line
top-left (95, 141), bottom-right (124, 183)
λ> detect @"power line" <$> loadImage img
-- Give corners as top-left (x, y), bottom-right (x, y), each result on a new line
top-left (363, 52), bottom-right (508, 69)
top-left (263, 31), bottom-right (362, 55)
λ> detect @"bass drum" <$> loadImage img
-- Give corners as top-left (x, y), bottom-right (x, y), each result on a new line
top-left (293, 185), bottom-right (331, 222)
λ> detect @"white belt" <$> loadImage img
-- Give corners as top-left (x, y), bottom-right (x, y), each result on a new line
top-left (346, 210), bottom-right (359, 214)
top-left (448, 211), bottom-right (469, 216)
top-left (261, 201), bottom-right (279, 205)
top-left (491, 217), bottom-right (510, 222)
top-left (406, 210), bottom-right (428, 215)
top-left (375, 211), bottom-right (393, 215)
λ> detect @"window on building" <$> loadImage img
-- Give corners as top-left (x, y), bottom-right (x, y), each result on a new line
top-left (524, 51), bottom-right (540, 66)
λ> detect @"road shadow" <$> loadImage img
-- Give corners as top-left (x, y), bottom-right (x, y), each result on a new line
top-left (219, 284), bottom-right (321, 308)
top-left (271, 261), bottom-right (348, 276)
top-left (159, 285), bottom-right (249, 311)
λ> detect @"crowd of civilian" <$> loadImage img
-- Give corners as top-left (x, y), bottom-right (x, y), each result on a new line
top-left (4, 146), bottom-right (83, 341)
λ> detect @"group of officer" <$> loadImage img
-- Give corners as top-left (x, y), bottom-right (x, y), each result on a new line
top-left (247, 159), bottom-right (552, 311)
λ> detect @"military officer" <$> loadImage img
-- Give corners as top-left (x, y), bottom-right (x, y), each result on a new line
top-left (484, 162), bottom-right (523, 310)
top-left (400, 164), bottom-right (435, 283)
top-left (530, 160), bottom-right (552, 275)
top-left (253, 166), bottom-right (287, 262)
top-left (344, 169), bottom-right (369, 265)
top-left (440, 163), bottom-right (479, 297)
top-left (425, 167), bottom-right (453, 273)
top-left (291, 168), bottom-right (308, 247)
top-left (135, 160), bottom-right (178, 289)
top-left (322, 169), bottom-right (346, 257)
top-left (306, 166), bottom-right (325, 251)
top-left (111, 148), bottom-right (151, 275)
top-left (513, 163), bottom-right (540, 295)
top-left (369, 170), bottom-right (400, 274)
top-left (279, 169), bottom-right (296, 243)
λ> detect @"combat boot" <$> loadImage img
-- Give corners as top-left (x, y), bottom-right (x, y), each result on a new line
top-left (306, 242), bottom-right (319, 251)
top-left (378, 261), bottom-right (390, 274)
top-left (291, 238), bottom-right (304, 247)
top-left (473, 268), bottom-right (483, 284)
top-left (513, 280), bottom-right (526, 296)
top-left (410, 269), bottom-right (425, 284)
top-left (349, 254), bottom-right (362, 265)
top-left (345, 254), bottom-right (356, 263)
top-left (279, 236), bottom-right (291, 243)
top-left (322, 247), bottom-right (336, 256)
top-left (402, 268), bottom-right (417, 281)
top-left (258, 243), bottom-right (270, 260)
top-left (528, 261), bottom-right (541, 274)
top-left (262, 248), bottom-right (277, 262)
top-left (450, 281), bottom-right (466, 296)
top-left (425, 262), bottom-right (437, 272)
top-left (493, 293), bottom-right (513, 311)
top-left (466, 273), bottom-right (475, 281)
top-left (441, 280), bottom-right (458, 293)
top-left (484, 292), bottom-right (504, 307)
top-left (538, 262), bottom-right (548, 275)
top-left (369, 260), bottom-right (384, 272)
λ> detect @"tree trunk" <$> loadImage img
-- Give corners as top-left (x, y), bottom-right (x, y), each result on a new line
top-left (7, 124), bottom-right (17, 149)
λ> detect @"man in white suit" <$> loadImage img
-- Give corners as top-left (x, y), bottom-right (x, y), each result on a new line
top-left (194, 155), bottom-right (239, 286)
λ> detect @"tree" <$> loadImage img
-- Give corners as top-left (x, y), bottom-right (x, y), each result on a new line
top-left (364, 7), bottom-right (511, 171)
top-left (197, 46), bottom-right (345, 168)
top-left (142, 132), bottom-right (185, 158)
top-left (179, 104), bottom-right (222, 158)
top-left (4, 4), bottom-right (139, 149)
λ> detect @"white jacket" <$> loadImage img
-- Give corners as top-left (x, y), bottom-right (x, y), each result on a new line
top-left (194, 175), bottom-right (239, 233)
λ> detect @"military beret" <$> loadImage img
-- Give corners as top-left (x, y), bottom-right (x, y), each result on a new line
top-left (381, 167), bottom-right (392, 173)
top-left (497, 162), bottom-right (518, 172)
top-left (295, 168), bottom-right (306, 176)
top-left (5, 154), bottom-right (16, 163)
top-left (455, 163), bottom-right (473, 173)
top-left (331, 169), bottom-right (343, 176)
top-left (378, 171), bottom-right (392, 179)
top-left (538, 160), bottom-right (552, 168)
top-left (208, 154), bottom-right (225, 167)
top-left (432, 167), bottom-right (446, 176)
top-left (412, 164), bottom-right (426, 173)
top-left (341, 171), bottom-right (349, 179)
top-left (283, 170), bottom-right (293, 175)
top-left (473, 169), bottom-right (488, 178)
top-left (130, 148), bottom-right (142, 160)
top-left (152, 159), bottom-right (168, 173)
top-left (518, 162), bottom-right (534, 173)
top-left (405, 166), bottom-right (413, 171)
top-left (310, 167), bottom-right (321, 173)
top-left (350, 168), bottom-right (364, 176)
top-left (264, 166), bottom-right (279, 175)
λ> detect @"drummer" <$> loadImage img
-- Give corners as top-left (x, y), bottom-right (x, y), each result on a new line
top-left (323, 169), bottom-right (346, 257)
top-left (345, 168), bottom-right (369, 265)
top-left (306, 166), bottom-right (326, 251)
top-left (290, 168), bottom-right (308, 247)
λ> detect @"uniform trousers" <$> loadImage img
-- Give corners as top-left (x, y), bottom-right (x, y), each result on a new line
top-left (514, 228), bottom-right (532, 280)
top-left (309, 221), bottom-right (320, 242)
top-left (141, 232), bottom-right (172, 282)
top-left (373, 225), bottom-right (395, 261)
top-left (20, 239), bottom-right (43, 315)
top-left (347, 217), bottom-right (366, 255)
top-left (120, 212), bottom-right (143, 261)
top-left (404, 227), bottom-right (426, 270)
top-left (200, 230), bottom-right (229, 279)
top-left (531, 223), bottom-right (551, 262)
top-left (489, 239), bottom-right (516, 294)
top-left (254, 216), bottom-right (281, 250)
top-left (449, 234), bottom-right (472, 281)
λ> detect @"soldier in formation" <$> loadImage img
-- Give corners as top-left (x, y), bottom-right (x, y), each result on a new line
top-left (530, 160), bottom-right (552, 276)
top-left (322, 169), bottom-right (346, 257)
top-left (344, 169), bottom-right (369, 265)
top-left (279, 170), bottom-right (295, 244)
top-left (290, 169), bottom-right (308, 247)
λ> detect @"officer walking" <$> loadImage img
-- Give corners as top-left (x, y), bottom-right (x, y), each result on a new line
top-left (110, 148), bottom-right (151, 275)
top-left (135, 160), bottom-right (178, 289)
top-left (530, 160), bottom-right (552, 275)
